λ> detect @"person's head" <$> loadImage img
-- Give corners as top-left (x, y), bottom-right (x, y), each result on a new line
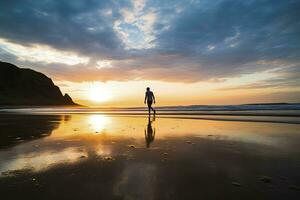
top-left (146, 87), bottom-right (150, 91)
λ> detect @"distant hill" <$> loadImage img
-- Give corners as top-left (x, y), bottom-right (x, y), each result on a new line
top-left (0, 61), bottom-right (77, 106)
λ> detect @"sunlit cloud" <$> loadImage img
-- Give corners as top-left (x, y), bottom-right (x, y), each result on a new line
top-left (96, 60), bottom-right (113, 69)
top-left (0, 38), bottom-right (89, 65)
top-left (207, 45), bottom-right (215, 51)
top-left (114, 0), bottom-right (156, 49)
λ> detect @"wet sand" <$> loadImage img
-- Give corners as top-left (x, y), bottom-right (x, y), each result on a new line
top-left (0, 113), bottom-right (300, 199)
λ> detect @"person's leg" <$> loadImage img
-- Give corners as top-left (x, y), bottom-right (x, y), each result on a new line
top-left (151, 106), bottom-right (156, 115)
top-left (149, 101), bottom-right (155, 114)
top-left (147, 101), bottom-right (152, 115)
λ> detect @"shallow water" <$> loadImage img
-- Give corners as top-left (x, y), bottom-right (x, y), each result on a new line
top-left (0, 113), bottom-right (300, 199)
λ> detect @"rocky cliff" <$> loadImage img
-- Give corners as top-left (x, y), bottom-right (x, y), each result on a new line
top-left (0, 61), bottom-right (77, 106)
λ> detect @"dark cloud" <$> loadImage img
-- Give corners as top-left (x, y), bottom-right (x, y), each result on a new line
top-left (0, 0), bottom-right (299, 87)
top-left (0, 0), bottom-right (129, 58)
top-left (154, 0), bottom-right (300, 74)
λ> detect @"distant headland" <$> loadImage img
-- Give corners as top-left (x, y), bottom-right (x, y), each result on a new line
top-left (0, 61), bottom-right (78, 106)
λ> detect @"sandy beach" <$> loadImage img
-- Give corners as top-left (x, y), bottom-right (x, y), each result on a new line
top-left (0, 111), bottom-right (300, 199)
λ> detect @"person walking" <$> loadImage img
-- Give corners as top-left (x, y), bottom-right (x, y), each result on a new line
top-left (144, 87), bottom-right (156, 115)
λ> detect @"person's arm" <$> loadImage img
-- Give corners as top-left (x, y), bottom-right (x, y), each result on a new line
top-left (152, 93), bottom-right (156, 104)
top-left (144, 92), bottom-right (147, 104)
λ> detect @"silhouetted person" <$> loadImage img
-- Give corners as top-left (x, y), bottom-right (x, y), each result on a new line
top-left (145, 115), bottom-right (155, 148)
top-left (144, 87), bottom-right (156, 115)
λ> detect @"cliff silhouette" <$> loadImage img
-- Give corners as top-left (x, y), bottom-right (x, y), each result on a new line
top-left (0, 61), bottom-right (77, 106)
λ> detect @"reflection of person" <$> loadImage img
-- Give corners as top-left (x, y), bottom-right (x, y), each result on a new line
top-left (144, 87), bottom-right (156, 115)
top-left (145, 115), bottom-right (156, 148)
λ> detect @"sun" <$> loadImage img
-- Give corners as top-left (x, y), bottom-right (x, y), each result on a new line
top-left (88, 85), bottom-right (112, 102)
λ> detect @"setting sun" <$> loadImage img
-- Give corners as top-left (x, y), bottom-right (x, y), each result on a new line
top-left (88, 84), bottom-right (112, 102)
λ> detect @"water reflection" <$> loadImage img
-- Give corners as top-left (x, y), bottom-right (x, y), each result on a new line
top-left (0, 147), bottom-right (86, 175)
top-left (145, 115), bottom-right (156, 148)
top-left (0, 115), bottom-right (70, 148)
top-left (1, 114), bottom-right (300, 200)
top-left (88, 115), bottom-right (110, 134)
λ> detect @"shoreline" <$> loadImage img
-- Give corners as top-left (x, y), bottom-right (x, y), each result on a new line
top-left (1, 109), bottom-right (300, 117)
top-left (0, 112), bottom-right (299, 124)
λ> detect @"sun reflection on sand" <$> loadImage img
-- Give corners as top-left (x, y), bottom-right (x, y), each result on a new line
top-left (88, 115), bottom-right (110, 134)
top-left (0, 147), bottom-right (87, 176)
top-left (95, 144), bottom-right (112, 156)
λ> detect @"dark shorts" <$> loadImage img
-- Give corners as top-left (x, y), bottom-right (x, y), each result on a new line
top-left (147, 101), bottom-right (153, 108)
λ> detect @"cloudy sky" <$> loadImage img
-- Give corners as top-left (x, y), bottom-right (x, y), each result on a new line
top-left (0, 0), bottom-right (300, 106)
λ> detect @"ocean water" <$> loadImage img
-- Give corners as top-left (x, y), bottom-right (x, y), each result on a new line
top-left (1, 104), bottom-right (299, 124)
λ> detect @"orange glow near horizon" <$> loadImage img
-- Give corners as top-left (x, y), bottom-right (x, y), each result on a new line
top-left (55, 71), bottom-right (300, 107)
